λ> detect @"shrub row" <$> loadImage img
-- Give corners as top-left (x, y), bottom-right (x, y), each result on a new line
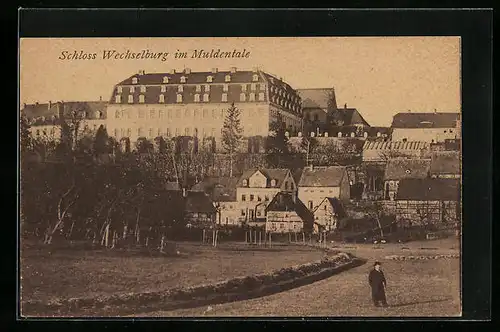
top-left (23, 252), bottom-right (359, 316)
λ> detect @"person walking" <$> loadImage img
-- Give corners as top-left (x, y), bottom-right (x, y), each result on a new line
top-left (368, 261), bottom-right (388, 307)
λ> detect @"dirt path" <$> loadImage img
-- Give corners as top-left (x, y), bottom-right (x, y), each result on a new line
top-left (137, 239), bottom-right (461, 317)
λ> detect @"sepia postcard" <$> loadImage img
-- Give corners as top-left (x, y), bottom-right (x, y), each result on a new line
top-left (19, 36), bottom-right (463, 318)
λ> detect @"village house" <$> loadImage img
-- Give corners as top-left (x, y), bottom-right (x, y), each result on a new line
top-left (265, 192), bottom-right (313, 234)
top-left (312, 197), bottom-right (347, 233)
top-left (383, 158), bottom-right (431, 200)
top-left (429, 151), bottom-right (461, 179)
top-left (395, 178), bottom-right (461, 227)
top-left (191, 177), bottom-right (240, 227)
top-left (236, 168), bottom-right (297, 226)
top-left (297, 165), bottom-right (350, 212)
top-left (391, 112), bottom-right (461, 143)
top-left (182, 189), bottom-right (217, 228)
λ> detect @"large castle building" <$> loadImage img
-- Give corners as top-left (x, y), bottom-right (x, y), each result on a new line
top-left (105, 67), bottom-right (303, 147)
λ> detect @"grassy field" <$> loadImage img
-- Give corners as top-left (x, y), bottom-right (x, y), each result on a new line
top-left (140, 238), bottom-right (461, 317)
top-left (20, 241), bottom-right (325, 304)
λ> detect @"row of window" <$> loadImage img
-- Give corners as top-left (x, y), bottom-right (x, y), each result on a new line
top-left (241, 194), bottom-right (270, 202)
top-left (115, 92), bottom-right (268, 104)
top-left (119, 81), bottom-right (265, 94)
top-left (270, 85), bottom-right (300, 104)
top-left (114, 108), bottom-right (239, 120)
top-left (132, 74), bottom-right (260, 85)
top-left (34, 123), bottom-right (102, 136)
top-left (113, 127), bottom-right (220, 138)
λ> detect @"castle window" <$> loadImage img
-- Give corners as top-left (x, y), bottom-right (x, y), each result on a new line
top-left (249, 93), bottom-right (255, 101)
top-left (258, 92), bottom-right (265, 101)
top-left (159, 94), bottom-right (165, 103)
top-left (242, 84), bottom-right (247, 91)
top-left (270, 179), bottom-right (276, 187)
top-left (196, 85), bottom-right (201, 92)
top-left (139, 110), bottom-right (145, 118)
top-left (96, 111), bottom-right (102, 119)
top-left (176, 94), bottom-right (183, 103)
top-left (117, 86), bottom-right (122, 93)
top-left (115, 95), bottom-right (121, 103)
top-left (204, 84), bottom-right (210, 92)
top-left (250, 194), bottom-right (254, 201)
top-left (223, 84), bottom-right (229, 92)
top-left (148, 128), bottom-right (153, 137)
top-left (240, 93), bottom-right (246, 102)
top-left (222, 93), bottom-right (228, 102)
top-left (128, 95), bottom-right (134, 103)
top-left (242, 194), bottom-right (246, 201)
top-left (114, 129), bottom-right (118, 137)
top-left (185, 109), bottom-right (191, 117)
top-left (185, 127), bottom-right (190, 136)
top-left (132, 77), bottom-right (138, 84)
top-left (139, 95), bottom-right (145, 103)
top-left (138, 127), bottom-right (144, 137)
top-left (166, 128), bottom-right (171, 137)
top-left (161, 85), bottom-right (166, 93)
top-left (242, 179), bottom-right (248, 186)
top-left (178, 85), bottom-right (183, 92)
top-left (163, 76), bottom-right (169, 83)
top-left (252, 74), bottom-right (259, 82)
top-left (159, 109), bottom-right (165, 118)
top-left (180, 76), bottom-right (186, 83)
top-left (225, 75), bottom-right (231, 82)
top-left (203, 93), bottom-right (209, 102)
top-left (259, 84), bottom-right (266, 90)
top-left (150, 110), bottom-right (156, 118)
top-left (194, 94), bottom-right (200, 102)
top-left (130, 86), bottom-right (135, 93)
top-left (206, 76), bottom-right (213, 83)
top-left (140, 86), bottom-right (146, 93)
top-left (251, 83), bottom-right (256, 91)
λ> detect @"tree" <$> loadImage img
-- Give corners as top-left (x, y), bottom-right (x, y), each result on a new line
top-left (366, 201), bottom-right (386, 239)
top-left (93, 125), bottom-right (110, 155)
top-left (266, 112), bottom-right (290, 168)
top-left (221, 103), bottom-right (243, 177)
top-left (20, 115), bottom-right (33, 155)
top-left (300, 135), bottom-right (318, 166)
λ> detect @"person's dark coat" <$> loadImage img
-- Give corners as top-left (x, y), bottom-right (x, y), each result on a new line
top-left (368, 268), bottom-right (387, 304)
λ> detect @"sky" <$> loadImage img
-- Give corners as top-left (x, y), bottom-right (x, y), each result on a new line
top-left (19, 37), bottom-right (460, 127)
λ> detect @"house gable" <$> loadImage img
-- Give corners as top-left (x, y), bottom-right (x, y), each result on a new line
top-left (280, 170), bottom-right (297, 191)
top-left (249, 170), bottom-right (268, 188)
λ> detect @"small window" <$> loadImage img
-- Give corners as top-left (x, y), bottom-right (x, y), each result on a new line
top-left (258, 92), bottom-right (265, 101)
top-left (115, 95), bottom-right (121, 103)
top-left (205, 84), bottom-right (210, 92)
top-left (140, 86), bottom-right (146, 93)
top-left (206, 76), bottom-right (213, 83)
top-left (241, 209), bottom-right (246, 216)
top-left (203, 94), bottom-right (209, 102)
top-left (180, 76), bottom-right (186, 83)
top-left (176, 94), bottom-right (183, 103)
top-left (249, 93), bottom-right (255, 101)
top-left (252, 74), bottom-right (258, 82)
top-left (222, 93), bottom-right (228, 102)
top-left (130, 86), bottom-right (135, 93)
top-left (251, 83), bottom-right (256, 91)
top-left (159, 94), bottom-right (165, 103)
top-left (250, 194), bottom-right (254, 201)
top-left (138, 127), bottom-right (144, 136)
top-left (150, 110), bottom-right (156, 118)
top-left (128, 95), bottom-right (133, 103)
top-left (258, 196), bottom-right (262, 202)
top-left (138, 110), bottom-right (145, 118)
top-left (161, 85), bottom-right (166, 93)
top-left (308, 201), bottom-right (313, 210)
top-left (270, 179), bottom-right (276, 187)
top-left (194, 94), bottom-right (200, 102)
top-left (178, 85), bottom-right (183, 92)
top-left (225, 75), bottom-right (231, 82)
top-left (242, 179), bottom-right (248, 186)
top-left (185, 109), bottom-right (191, 117)
top-left (240, 93), bottom-right (246, 102)
top-left (139, 95), bottom-right (145, 103)
top-left (185, 127), bottom-right (190, 136)
top-left (132, 77), bottom-right (138, 84)
top-left (242, 195), bottom-right (246, 201)
top-left (117, 86), bottom-right (123, 93)
top-left (196, 85), bottom-right (201, 92)
top-left (223, 84), bottom-right (229, 92)
top-left (242, 84), bottom-right (247, 91)
top-left (163, 76), bottom-right (169, 83)
top-left (259, 83), bottom-right (266, 90)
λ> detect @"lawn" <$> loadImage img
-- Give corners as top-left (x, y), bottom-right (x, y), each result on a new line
top-left (140, 238), bottom-right (461, 317)
top-left (20, 241), bottom-right (326, 305)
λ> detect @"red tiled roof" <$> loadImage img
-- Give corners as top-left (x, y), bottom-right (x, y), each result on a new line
top-left (384, 158), bottom-right (431, 180)
top-left (298, 166), bottom-right (346, 187)
top-left (396, 178), bottom-right (461, 201)
top-left (391, 112), bottom-right (460, 128)
top-left (363, 140), bottom-right (429, 150)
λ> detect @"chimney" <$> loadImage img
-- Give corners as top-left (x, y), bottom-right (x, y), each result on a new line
top-left (170, 69), bottom-right (176, 74)
top-left (184, 68), bottom-right (191, 74)
top-left (99, 96), bottom-right (102, 101)
top-left (230, 67), bottom-right (237, 73)
top-left (35, 101), bottom-right (39, 105)
top-left (138, 69), bottom-right (145, 75)
top-left (48, 101), bottom-right (52, 109)
top-left (344, 103), bottom-right (347, 109)
top-left (211, 68), bottom-right (218, 74)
